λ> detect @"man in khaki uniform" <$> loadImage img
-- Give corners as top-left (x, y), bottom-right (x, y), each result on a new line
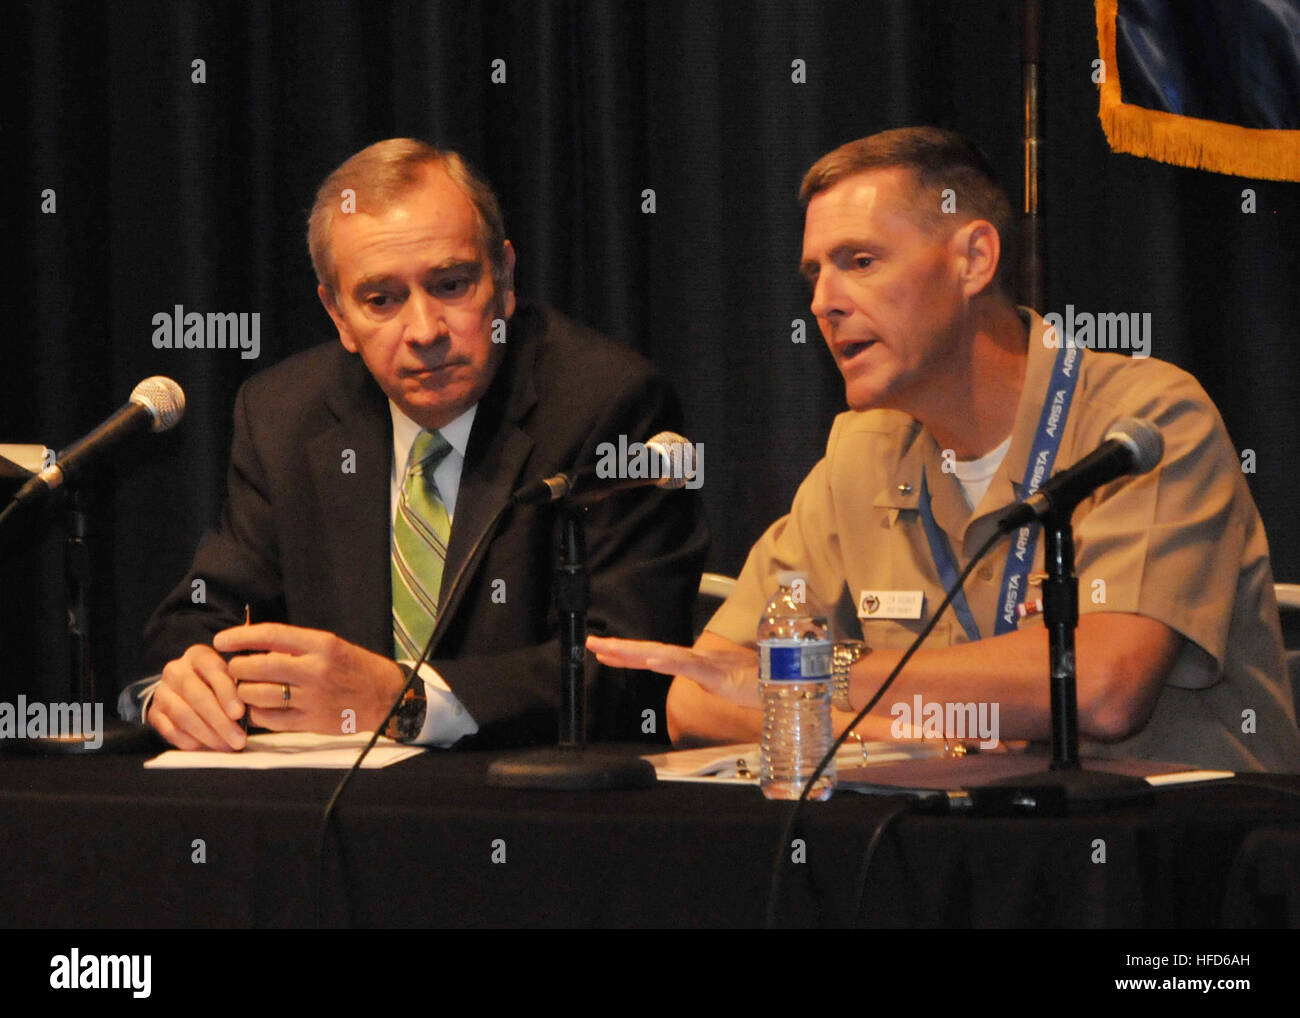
top-left (589, 127), bottom-right (1300, 773)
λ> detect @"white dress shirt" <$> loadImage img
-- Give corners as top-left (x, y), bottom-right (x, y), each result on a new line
top-left (126, 402), bottom-right (483, 747)
top-left (388, 401), bottom-right (480, 746)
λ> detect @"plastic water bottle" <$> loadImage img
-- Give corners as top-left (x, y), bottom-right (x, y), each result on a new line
top-left (757, 571), bottom-right (835, 801)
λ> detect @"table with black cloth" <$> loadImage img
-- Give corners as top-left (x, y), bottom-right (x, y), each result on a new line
top-left (0, 749), bottom-right (1297, 928)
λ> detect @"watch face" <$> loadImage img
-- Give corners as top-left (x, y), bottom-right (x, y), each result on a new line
top-left (386, 684), bottom-right (427, 742)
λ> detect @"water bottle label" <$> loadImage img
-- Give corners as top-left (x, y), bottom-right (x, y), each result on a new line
top-left (759, 640), bottom-right (831, 681)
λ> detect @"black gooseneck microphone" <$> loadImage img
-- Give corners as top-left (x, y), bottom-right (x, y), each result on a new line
top-left (997, 417), bottom-right (1163, 533)
top-left (512, 430), bottom-right (697, 505)
top-left (4, 376), bottom-right (187, 517)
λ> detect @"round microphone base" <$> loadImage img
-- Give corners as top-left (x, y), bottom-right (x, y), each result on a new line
top-left (0, 717), bottom-right (162, 755)
top-left (972, 765), bottom-right (1153, 815)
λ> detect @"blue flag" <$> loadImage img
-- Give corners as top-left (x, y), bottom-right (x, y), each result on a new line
top-left (1096, 0), bottom-right (1300, 180)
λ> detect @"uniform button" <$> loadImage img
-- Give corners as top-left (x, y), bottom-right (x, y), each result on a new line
top-left (977, 565), bottom-right (994, 581)
top-left (897, 483), bottom-right (913, 495)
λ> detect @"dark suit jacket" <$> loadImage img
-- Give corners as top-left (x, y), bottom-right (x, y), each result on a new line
top-left (138, 303), bottom-right (709, 747)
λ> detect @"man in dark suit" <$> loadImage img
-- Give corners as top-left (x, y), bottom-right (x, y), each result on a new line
top-left (121, 139), bottom-right (708, 750)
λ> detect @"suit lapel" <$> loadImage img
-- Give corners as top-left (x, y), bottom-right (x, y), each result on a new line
top-left (429, 314), bottom-right (540, 652)
top-left (430, 428), bottom-right (533, 650)
top-left (300, 313), bottom-right (542, 661)
top-left (306, 354), bottom-right (393, 656)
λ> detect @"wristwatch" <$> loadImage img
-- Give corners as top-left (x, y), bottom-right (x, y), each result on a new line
top-left (383, 664), bottom-right (428, 742)
top-left (832, 640), bottom-right (870, 712)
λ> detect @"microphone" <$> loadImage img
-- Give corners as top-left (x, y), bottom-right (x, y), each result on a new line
top-left (513, 430), bottom-right (697, 505)
top-left (997, 418), bottom-right (1163, 532)
top-left (7, 376), bottom-right (186, 512)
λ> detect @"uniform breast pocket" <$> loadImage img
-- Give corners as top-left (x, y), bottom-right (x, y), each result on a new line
top-left (856, 619), bottom-right (954, 652)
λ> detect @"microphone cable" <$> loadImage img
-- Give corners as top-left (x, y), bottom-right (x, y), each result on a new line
top-left (312, 498), bottom-right (516, 928)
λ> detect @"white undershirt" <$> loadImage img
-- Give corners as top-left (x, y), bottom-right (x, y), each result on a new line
top-left (951, 434), bottom-right (1012, 511)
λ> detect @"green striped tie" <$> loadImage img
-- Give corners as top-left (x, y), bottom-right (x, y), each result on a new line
top-left (392, 429), bottom-right (453, 661)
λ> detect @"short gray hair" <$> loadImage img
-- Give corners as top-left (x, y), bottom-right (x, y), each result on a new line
top-left (307, 139), bottom-right (511, 307)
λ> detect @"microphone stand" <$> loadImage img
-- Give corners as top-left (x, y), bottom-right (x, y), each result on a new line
top-left (3, 485), bottom-right (157, 754)
top-left (486, 502), bottom-right (656, 789)
top-left (1043, 510), bottom-right (1081, 769)
top-left (983, 510), bottom-right (1149, 809)
top-left (557, 503), bottom-right (587, 748)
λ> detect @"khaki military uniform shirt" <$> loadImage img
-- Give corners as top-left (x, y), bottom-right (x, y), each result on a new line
top-left (709, 309), bottom-right (1300, 772)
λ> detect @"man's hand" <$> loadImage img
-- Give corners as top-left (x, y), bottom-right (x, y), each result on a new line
top-left (586, 633), bottom-right (761, 708)
top-left (588, 631), bottom-right (892, 747)
top-left (213, 624), bottom-right (407, 737)
top-left (590, 613), bottom-right (1182, 749)
top-left (147, 643), bottom-right (248, 751)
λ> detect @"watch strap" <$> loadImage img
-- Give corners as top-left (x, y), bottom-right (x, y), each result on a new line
top-left (832, 640), bottom-right (869, 713)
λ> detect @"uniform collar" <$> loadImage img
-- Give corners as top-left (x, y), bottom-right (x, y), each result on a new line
top-left (999, 307), bottom-right (1067, 503)
top-left (874, 307), bottom-right (1059, 538)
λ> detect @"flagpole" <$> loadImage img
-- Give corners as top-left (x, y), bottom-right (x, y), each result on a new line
top-left (1020, 0), bottom-right (1045, 310)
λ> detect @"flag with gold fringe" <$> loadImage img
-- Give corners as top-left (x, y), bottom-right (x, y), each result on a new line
top-left (1096, 0), bottom-right (1300, 181)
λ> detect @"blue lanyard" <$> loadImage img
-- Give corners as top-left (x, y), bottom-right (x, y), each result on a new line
top-left (917, 342), bottom-right (1082, 641)
top-left (918, 470), bottom-right (982, 643)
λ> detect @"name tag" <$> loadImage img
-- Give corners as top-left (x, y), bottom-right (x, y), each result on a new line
top-left (858, 590), bottom-right (924, 620)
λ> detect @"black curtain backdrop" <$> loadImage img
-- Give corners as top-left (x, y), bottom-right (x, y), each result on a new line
top-left (3, 0), bottom-right (1297, 705)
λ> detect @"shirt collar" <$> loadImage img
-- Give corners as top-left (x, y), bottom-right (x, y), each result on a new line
top-left (389, 401), bottom-right (478, 475)
top-left (875, 307), bottom-right (1057, 531)
top-left (999, 306), bottom-right (1064, 500)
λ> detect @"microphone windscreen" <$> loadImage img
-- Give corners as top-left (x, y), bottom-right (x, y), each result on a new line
top-left (130, 377), bottom-right (186, 432)
top-left (644, 431), bottom-right (693, 490)
top-left (1105, 418), bottom-right (1163, 475)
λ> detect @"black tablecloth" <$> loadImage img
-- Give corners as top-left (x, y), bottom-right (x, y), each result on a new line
top-left (1, 748), bottom-right (1297, 928)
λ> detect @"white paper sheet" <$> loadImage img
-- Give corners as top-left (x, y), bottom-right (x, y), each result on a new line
top-left (143, 731), bottom-right (425, 769)
top-left (642, 739), bottom-right (947, 784)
